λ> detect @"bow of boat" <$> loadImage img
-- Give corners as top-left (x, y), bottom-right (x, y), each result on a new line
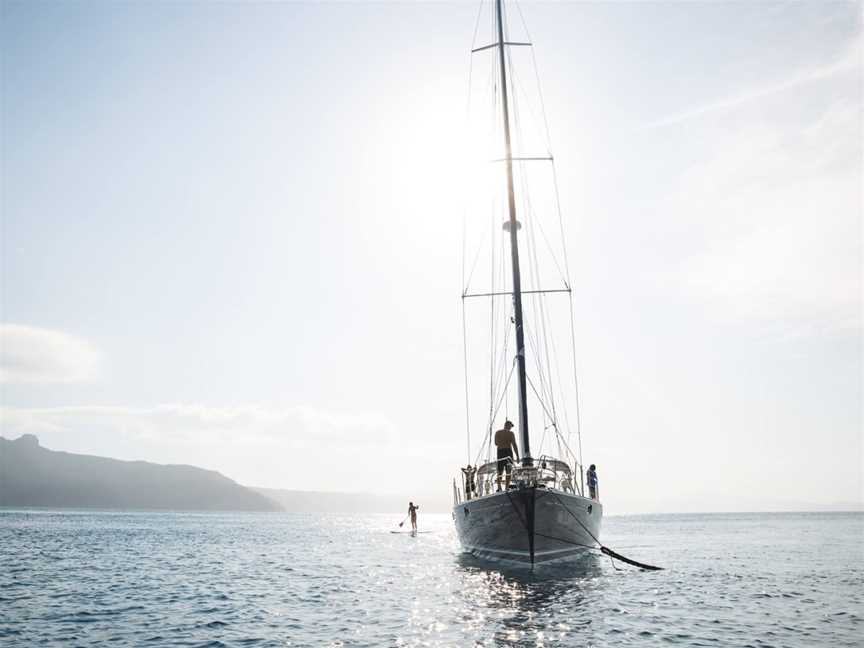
top-left (453, 485), bottom-right (602, 567)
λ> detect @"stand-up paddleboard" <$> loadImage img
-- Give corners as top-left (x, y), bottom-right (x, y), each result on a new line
top-left (390, 530), bottom-right (431, 534)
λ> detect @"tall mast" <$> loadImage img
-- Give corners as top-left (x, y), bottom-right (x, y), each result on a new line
top-left (495, 0), bottom-right (531, 466)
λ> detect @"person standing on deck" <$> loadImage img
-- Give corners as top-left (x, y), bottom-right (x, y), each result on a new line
top-left (407, 502), bottom-right (419, 532)
top-left (587, 464), bottom-right (598, 500)
top-left (461, 465), bottom-right (476, 500)
top-left (494, 420), bottom-right (520, 491)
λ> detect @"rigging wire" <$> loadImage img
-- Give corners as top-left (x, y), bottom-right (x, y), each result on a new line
top-left (513, 0), bottom-right (553, 154)
top-left (463, 0), bottom-right (494, 464)
top-left (486, 17), bottom-right (520, 456)
top-left (520, 182), bottom-right (572, 461)
top-left (469, 0), bottom-right (485, 51)
top-left (488, 207), bottom-right (496, 437)
top-left (505, 9), bottom-right (570, 447)
top-left (464, 0), bottom-right (585, 471)
top-left (512, 99), bottom-right (565, 422)
top-left (567, 290), bottom-right (584, 469)
top-left (474, 359), bottom-right (516, 468)
top-left (513, 0), bottom-right (585, 465)
top-left (524, 373), bottom-right (578, 463)
top-left (503, 490), bottom-right (663, 570)
top-left (508, 44), bottom-right (566, 460)
top-left (463, 226), bottom-right (491, 297)
top-left (526, 208), bottom-right (561, 445)
top-left (489, 298), bottom-right (513, 429)
top-left (462, 302), bottom-right (472, 464)
top-left (516, 173), bottom-right (569, 452)
top-left (497, 14), bottom-right (568, 287)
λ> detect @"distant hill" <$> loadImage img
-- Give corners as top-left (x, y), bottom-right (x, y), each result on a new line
top-left (255, 487), bottom-right (450, 514)
top-left (0, 435), bottom-right (281, 512)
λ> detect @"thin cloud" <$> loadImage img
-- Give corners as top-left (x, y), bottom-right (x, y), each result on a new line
top-left (643, 38), bottom-right (861, 129)
top-left (662, 99), bottom-right (861, 336)
top-left (0, 324), bottom-right (103, 384)
top-left (0, 403), bottom-right (398, 446)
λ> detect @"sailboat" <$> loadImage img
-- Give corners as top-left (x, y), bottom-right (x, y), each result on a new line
top-left (452, 0), bottom-right (603, 567)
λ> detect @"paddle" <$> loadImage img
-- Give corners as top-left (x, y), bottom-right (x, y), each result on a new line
top-left (398, 514), bottom-right (409, 528)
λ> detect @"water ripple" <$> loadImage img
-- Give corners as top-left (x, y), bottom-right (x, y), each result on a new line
top-left (0, 511), bottom-right (861, 646)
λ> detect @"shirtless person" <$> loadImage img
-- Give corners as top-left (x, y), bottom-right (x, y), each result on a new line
top-left (407, 501), bottom-right (419, 532)
top-left (494, 420), bottom-right (520, 491)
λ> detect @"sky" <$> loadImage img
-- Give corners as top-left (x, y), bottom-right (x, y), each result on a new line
top-left (1, 0), bottom-right (861, 514)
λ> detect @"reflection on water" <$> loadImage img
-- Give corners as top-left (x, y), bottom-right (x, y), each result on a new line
top-left (453, 552), bottom-right (603, 646)
top-left (455, 551), bottom-right (603, 581)
top-left (2, 511), bottom-right (861, 647)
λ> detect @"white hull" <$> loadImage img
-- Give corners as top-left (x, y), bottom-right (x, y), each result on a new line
top-left (453, 486), bottom-right (602, 567)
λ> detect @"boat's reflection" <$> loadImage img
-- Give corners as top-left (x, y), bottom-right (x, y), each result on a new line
top-left (453, 552), bottom-right (601, 645)
top-left (456, 551), bottom-right (603, 581)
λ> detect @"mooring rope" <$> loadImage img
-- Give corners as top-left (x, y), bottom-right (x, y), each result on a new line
top-left (546, 491), bottom-right (664, 571)
top-left (501, 489), bottom-right (663, 570)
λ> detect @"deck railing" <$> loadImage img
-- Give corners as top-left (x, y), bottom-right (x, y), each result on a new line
top-left (453, 454), bottom-right (593, 505)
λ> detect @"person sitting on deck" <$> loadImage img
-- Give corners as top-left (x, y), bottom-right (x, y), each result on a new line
top-left (461, 465), bottom-right (476, 500)
top-left (494, 420), bottom-right (520, 491)
top-left (587, 464), bottom-right (598, 500)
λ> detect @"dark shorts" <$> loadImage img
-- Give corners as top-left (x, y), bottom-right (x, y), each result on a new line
top-left (497, 448), bottom-right (513, 475)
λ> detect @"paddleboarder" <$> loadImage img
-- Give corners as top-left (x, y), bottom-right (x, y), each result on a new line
top-left (407, 501), bottom-right (419, 532)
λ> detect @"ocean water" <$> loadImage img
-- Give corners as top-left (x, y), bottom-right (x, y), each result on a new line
top-left (1, 510), bottom-right (861, 647)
